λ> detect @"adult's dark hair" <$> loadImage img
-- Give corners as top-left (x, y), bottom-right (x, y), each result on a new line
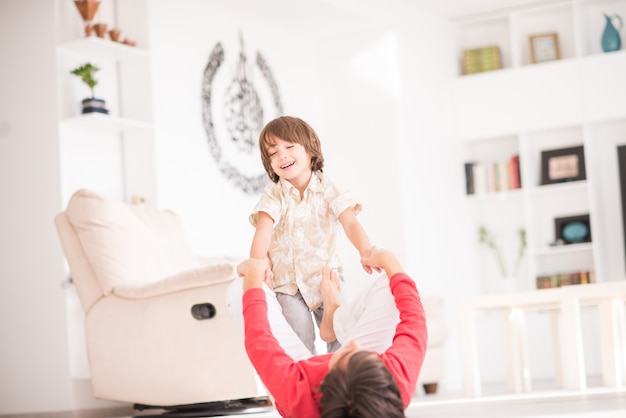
top-left (319, 351), bottom-right (405, 418)
top-left (258, 116), bottom-right (324, 183)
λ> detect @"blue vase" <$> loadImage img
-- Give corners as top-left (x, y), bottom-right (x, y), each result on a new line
top-left (602, 13), bottom-right (623, 52)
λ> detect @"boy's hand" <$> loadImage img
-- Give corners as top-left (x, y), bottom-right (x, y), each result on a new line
top-left (360, 246), bottom-right (404, 277)
top-left (319, 266), bottom-right (341, 308)
top-left (264, 256), bottom-right (274, 288)
top-left (360, 247), bottom-right (382, 274)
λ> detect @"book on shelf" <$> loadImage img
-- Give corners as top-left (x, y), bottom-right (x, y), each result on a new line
top-left (496, 161), bottom-right (509, 192)
top-left (464, 154), bottom-right (521, 195)
top-left (487, 162), bottom-right (496, 192)
top-left (464, 162), bottom-right (475, 195)
top-left (535, 270), bottom-right (596, 289)
top-left (509, 154), bottom-right (521, 189)
top-left (462, 46), bottom-right (502, 75)
top-left (472, 162), bottom-right (488, 195)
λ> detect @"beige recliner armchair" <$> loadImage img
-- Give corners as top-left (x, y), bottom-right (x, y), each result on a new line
top-left (55, 189), bottom-right (265, 413)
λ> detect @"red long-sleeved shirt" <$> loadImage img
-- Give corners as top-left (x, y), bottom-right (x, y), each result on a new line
top-left (243, 273), bottom-right (427, 418)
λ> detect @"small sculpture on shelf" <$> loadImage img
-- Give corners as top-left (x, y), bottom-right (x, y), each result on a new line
top-left (72, 0), bottom-right (136, 46)
top-left (93, 22), bottom-right (108, 38)
top-left (69, 62), bottom-right (108, 115)
top-left (601, 13), bottom-right (622, 52)
top-left (108, 28), bottom-right (121, 42)
top-left (73, 0), bottom-right (101, 37)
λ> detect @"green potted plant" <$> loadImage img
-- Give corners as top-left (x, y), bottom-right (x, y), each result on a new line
top-left (70, 62), bottom-right (108, 114)
top-left (478, 225), bottom-right (526, 279)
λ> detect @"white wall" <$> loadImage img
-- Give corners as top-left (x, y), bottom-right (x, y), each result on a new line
top-left (392, 9), bottom-right (473, 393)
top-left (0, 0), bottom-right (72, 413)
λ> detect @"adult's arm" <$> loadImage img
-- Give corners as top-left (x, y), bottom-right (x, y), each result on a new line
top-left (238, 259), bottom-right (320, 415)
top-left (383, 274), bottom-right (427, 407)
top-left (361, 247), bottom-right (427, 406)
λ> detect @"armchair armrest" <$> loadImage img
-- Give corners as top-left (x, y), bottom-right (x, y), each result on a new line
top-left (113, 262), bottom-right (237, 299)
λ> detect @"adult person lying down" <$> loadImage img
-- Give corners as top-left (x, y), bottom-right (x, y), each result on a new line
top-left (230, 246), bottom-right (428, 418)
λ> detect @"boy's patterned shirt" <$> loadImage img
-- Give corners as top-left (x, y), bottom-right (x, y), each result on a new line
top-left (250, 171), bottom-right (360, 310)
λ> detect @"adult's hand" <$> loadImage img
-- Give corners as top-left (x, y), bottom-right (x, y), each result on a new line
top-left (237, 258), bottom-right (269, 292)
top-left (360, 246), bottom-right (405, 278)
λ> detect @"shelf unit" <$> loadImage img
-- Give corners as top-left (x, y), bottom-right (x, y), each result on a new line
top-left (455, 0), bottom-right (626, 291)
top-left (54, 0), bottom-right (156, 386)
top-left (55, 0), bottom-right (156, 208)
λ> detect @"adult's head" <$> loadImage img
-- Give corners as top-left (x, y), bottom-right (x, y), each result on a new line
top-left (258, 116), bottom-right (324, 183)
top-left (319, 341), bottom-right (405, 418)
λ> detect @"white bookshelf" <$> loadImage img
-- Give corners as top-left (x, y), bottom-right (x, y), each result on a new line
top-left (456, 0), bottom-right (626, 290)
top-left (55, 0), bottom-right (156, 207)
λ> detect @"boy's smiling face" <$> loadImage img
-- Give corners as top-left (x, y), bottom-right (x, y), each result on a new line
top-left (266, 135), bottom-right (312, 187)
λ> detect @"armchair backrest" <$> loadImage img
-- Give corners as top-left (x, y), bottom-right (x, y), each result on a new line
top-left (55, 189), bottom-right (197, 313)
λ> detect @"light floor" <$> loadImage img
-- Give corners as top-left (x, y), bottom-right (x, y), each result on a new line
top-left (128, 387), bottom-right (625, 418)
top-left (404, 388), bottom-right (625, 418)
top-left (21, 381), bottom-right (622, 417)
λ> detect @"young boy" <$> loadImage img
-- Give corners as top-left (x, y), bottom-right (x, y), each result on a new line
top-left (249, 116), bottom-right (375, 354)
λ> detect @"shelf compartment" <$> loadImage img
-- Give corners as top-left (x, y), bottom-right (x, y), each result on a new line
top-left (522, 126), bottom-right (585, 188)
top-left (533, 247), bottom-right (595, 277)
top-left (456, 15), bottom-right (512, 75)
top-left (577, 0), bottom-right (626, 57)
top-left (511, 1), bottom-right (576, 67)
top-left (527, 187), bottom-right (590, 250)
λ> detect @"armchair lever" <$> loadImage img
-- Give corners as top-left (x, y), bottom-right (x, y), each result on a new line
top-left (191, 303), bottom-right (216, 320)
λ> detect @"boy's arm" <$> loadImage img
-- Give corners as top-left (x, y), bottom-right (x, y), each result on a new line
top-left (339, 208), bottom-right (377, 273)
top-left (250, 212), bottom-right (275, 284)
top-left (250, 211), bottom-right (273, 258)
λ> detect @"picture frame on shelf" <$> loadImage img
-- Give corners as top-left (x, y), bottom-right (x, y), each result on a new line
top-left (618, 145), bottom-right (626, 271)
top-left (540, 145), bottom-right (586, 185)
top-left (529, 33), bottom-right (560, 64)
top-left (554, 214), bottom-right (591, 244)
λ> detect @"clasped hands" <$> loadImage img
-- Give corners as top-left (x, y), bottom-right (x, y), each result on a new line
top-left (236, 246), bottom-right (389, 293)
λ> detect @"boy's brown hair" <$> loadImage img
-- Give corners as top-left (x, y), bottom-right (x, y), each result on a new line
top-left (258, 116), bottom-right (324, 183)
top-left (319, 351), bottom-right (406, 418)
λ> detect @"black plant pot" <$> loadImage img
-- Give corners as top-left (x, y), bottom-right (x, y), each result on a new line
top-left (81, 97), bottom-right (109, 114)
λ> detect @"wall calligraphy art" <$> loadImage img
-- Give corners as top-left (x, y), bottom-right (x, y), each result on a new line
top-left (201, 32), bottom-right (283, 194)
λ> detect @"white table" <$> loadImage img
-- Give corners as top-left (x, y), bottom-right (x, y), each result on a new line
top-left (459, 281), bottom-right (626, 396)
